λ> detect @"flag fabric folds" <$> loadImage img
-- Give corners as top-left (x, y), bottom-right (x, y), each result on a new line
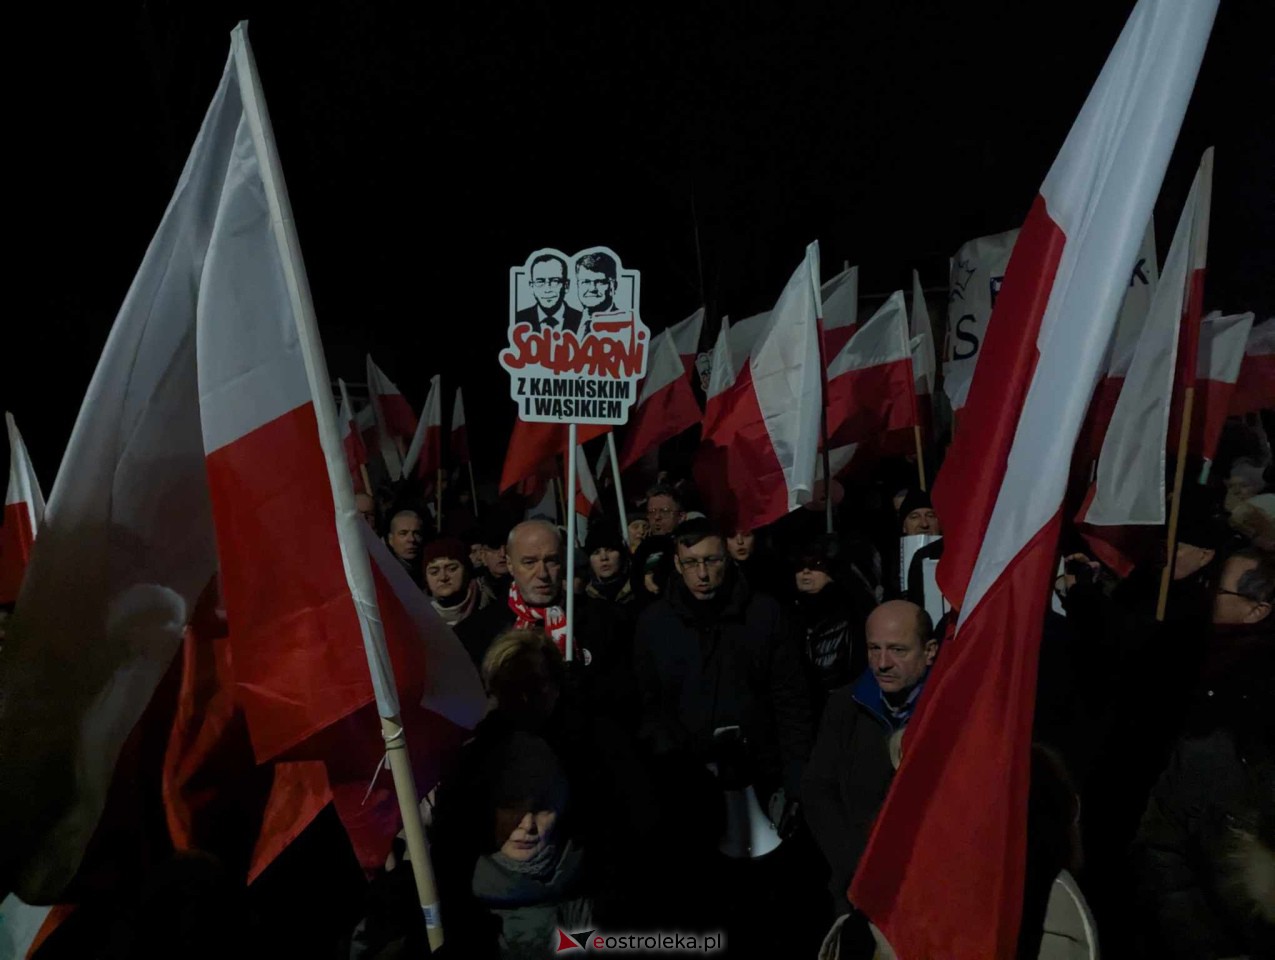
top-left (617, 327), bottom-right (702, 470)
top-left (1177, 310), bottom-right (1256, 461)
top-left (451, 387), bottom-right (470, 465)
top-left (695, 243), bottom-right (823, 530)
top-left (820, 264), bottom-right (859, 359)
top-left (1229, 317), bottom-right (1275, 416)
top-left (850, 4), bottom-right (1218, 958)
top-left (402, 373), bottom-right (442, 482)
top-left (824, 291), bottom-right (917, 449)
top-left (366, 355), bottom-right (417, 478)
top-left (0, 25), bottom-right (484, 903)
top-left (337, 379), bottom-right (369, 495)
top-left (0, 413), bottom-right (45, 605)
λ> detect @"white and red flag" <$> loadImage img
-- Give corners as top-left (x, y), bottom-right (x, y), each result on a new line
top-left (500, 418), bottom-right (608, 493)
top-left (695, 243), bottom-right (823, 530)
top-left (617, 326), bottom-right (702, 470)
top-left (820, 263), bottom-right (859, 359)
top-left (910, 269), bottom-right (937, 400)
top-left (850, 3), bottom-right (1217, 958)
top-left (365, 355), bottom-right (417, 478)
top-left (823, 291), bottom-right (917, 449)
top-left (1079, 155), bottom-right (1209, 573)
top-left (338, 378), bottom-right (369, 495)
top-left (0, 25), bottom-right (484, 902)
top-left (1176, 309), bottom-right (1256, 461)
top-left (402, 373), bottom-right (442, 482)
top-left (667, 306), bottom-right (706, 380)
top-left (943, 228), bottom-right (1019, 414)
top-left (0, 413), bottom-right (44, 605)
top-left (1229, 317), bottom-right (1275, 416)
top-left (451, 387), bottom-right (470, 465)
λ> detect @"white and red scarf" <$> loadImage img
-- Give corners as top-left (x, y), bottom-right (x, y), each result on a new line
top-left (507, 583), bottom-right (568, 655)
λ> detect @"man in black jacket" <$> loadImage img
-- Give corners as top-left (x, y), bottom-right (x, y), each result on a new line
top-left (802, 599), bottom-right (936, 914)
top-left (633, 518), bottom-right (814, 809)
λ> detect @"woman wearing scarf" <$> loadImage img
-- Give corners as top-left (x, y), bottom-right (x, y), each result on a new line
top-left (423, 538), bottom-right (488, 623)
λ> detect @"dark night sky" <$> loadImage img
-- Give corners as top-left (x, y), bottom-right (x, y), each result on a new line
top-left (6, 1), bottom-right (1272, 488)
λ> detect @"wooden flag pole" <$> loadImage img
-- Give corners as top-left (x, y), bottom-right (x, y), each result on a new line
top-left (1156, 386), bottom-right (1195, 621)
top-left (359, 464), bottom-right (373, 499)
top-left (435, 467), bottom-right (443, 533)
top-left (467, 461), bottom-right (479, 517)
top-left (380, 714), bottom-right (443, 949)
top-left (914, 425), bottom-right (928, 492)
top-left (565, 424), bottom-right (578, 662)
top-left (606, 432), bottom-right (630, 546)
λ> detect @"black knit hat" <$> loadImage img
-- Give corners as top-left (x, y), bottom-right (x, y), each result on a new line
top-left (487, 732), bottom-right (569, 816)
top-left (584, 521), bottom-right (627, 555)
top-left (897, 488), bottom-right (933, 524)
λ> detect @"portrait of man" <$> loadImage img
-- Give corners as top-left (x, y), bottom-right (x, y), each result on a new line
top-left (514, 252), bottom-right (584, 334)
top-left (574, 251), bottom-right (624, 330)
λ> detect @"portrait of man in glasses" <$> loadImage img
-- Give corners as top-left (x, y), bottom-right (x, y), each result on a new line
top-left (514, 252), bottom-right (584, 334)
top-left (574, 250), bottom-right (626, 333)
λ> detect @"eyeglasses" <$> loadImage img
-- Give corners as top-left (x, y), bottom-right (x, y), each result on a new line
top-left (578, 278), bottom-right (613, 289)
top-left (530, 278), bottom-right (565, 289)
top-left (680, 556), bottom-right (726, 572)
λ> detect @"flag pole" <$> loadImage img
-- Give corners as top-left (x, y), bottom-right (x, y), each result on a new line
top-left (1156, 386), bottom-right (1195, 621)
top-left (467, 461), bottom-right (479, 517)
top-left (359, 464), bottom-right (373, 498)
top-left (913, 425), bottom-right (928, 492)
top-left (565, 424), bottom-right (578, 661)
top-left (435, 467), bottom-right (443, 533)
top-left (605, 432), bottom-right (630, 546)
top-left (231, 24), bottom-right (444, 950)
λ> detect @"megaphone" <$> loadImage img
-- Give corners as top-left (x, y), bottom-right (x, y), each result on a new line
top-left (709, 724), bottom-right (783, 859)
top-left (718, 783), bottom-right (783, 859)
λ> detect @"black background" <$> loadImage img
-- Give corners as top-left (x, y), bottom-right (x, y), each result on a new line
top-left (5, 0), bottom-right (1271, 486)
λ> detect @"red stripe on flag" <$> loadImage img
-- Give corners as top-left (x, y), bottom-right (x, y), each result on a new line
top-left (618, 377), bottom-right (701, 471)
top-left (206, 403), bottom-right (424, 763)
top-left (451, 424), bottom-right (470, 465)
top-left (825, 357), bottom-right (916, 448)
top-left (500, 419), bottom-right (607, 492)
top-left (933, 196), bottom-right (1066, 610)
top-left (1229, 353), bottom-right (1275, 415)
top-left (0, 500), bottom-right (35, 604)
top-left (850, 512), bottom-right (1058, 958)
top-left (378, 393), bottom-right (418, 441)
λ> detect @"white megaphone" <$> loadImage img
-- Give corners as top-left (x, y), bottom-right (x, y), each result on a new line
top-left (717, 783), bottom-right (783, 859)
top-left (709, 724), bottom-right (783, 860)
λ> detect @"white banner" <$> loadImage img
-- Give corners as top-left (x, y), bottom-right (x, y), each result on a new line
top-left (943, 228), bottom-right (1019, 411)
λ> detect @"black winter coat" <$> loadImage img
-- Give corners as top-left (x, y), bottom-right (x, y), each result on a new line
top-left (632, 572), bottom-right (814, 800)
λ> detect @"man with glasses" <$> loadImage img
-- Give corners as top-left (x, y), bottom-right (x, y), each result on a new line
top-left (644, 484), bottom-right (686, 536)
top-left (515, 252), bottom-right (584, 334)
top-left (574, 251), bottom-right (623, 331)
top-left (633, 517), bottom-right (816, 945)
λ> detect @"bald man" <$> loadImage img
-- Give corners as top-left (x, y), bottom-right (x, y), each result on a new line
top-left (802, 600), bottom-right (937, 913)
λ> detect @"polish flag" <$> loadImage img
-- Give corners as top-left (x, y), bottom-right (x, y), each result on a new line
top-left (1175, 309), bottom-right (1256, 461)
top-left (0, 413), bottom-right (44, 605)
top-left (451, 387), bottom-right (470, 465)
top-left (1229, 317), bottom-right (1275, 416)
top-left (1079, 155), bottom-right (1208, 574)
top-left (337, 378), bottom-right (369, 494)
top-left (910, 270), bottom-right (937, 399)
top-left (849, 4), bottom-right (1217, 958)
top-left (821, 264), bottom-right (859, 359)
top-left (1073, 219), bottom-right (1160, 467)
top-left (402, 374), bottom-right (442, 482)
top-left (695, 243), bottom-right (823, 530)
top-left (366, 355), bottom-right (417, 478)
top-left (617, 327), bottom-right (702, 470)
top-left (668, 306), bottom-right (706, 380)
top-left (500, 418), bottom-right (608, 492)
top-left (824, 291), bottom-right (917, 448)
top-left (0, 26), bottom-right (485, 902)
top-left (0, 897), bottom-right (73, 960)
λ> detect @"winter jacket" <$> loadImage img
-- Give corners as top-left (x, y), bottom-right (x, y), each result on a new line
top-left (632, 570), bottom-right (814, 800)
top-left (471, 841), bottom-right (593, 960)
top-left (791, 586), bottom-right (869, 716)
top-left (1130, 652), bottom-right (1275, 960)
top-left (803, 669), bottom-right (926, 910)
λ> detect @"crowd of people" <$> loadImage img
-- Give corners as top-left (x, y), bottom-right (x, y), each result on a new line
top-left (15, 418), bottom-right (1272, 960)
top-left (331, 412), bottom-right (1272, 960)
